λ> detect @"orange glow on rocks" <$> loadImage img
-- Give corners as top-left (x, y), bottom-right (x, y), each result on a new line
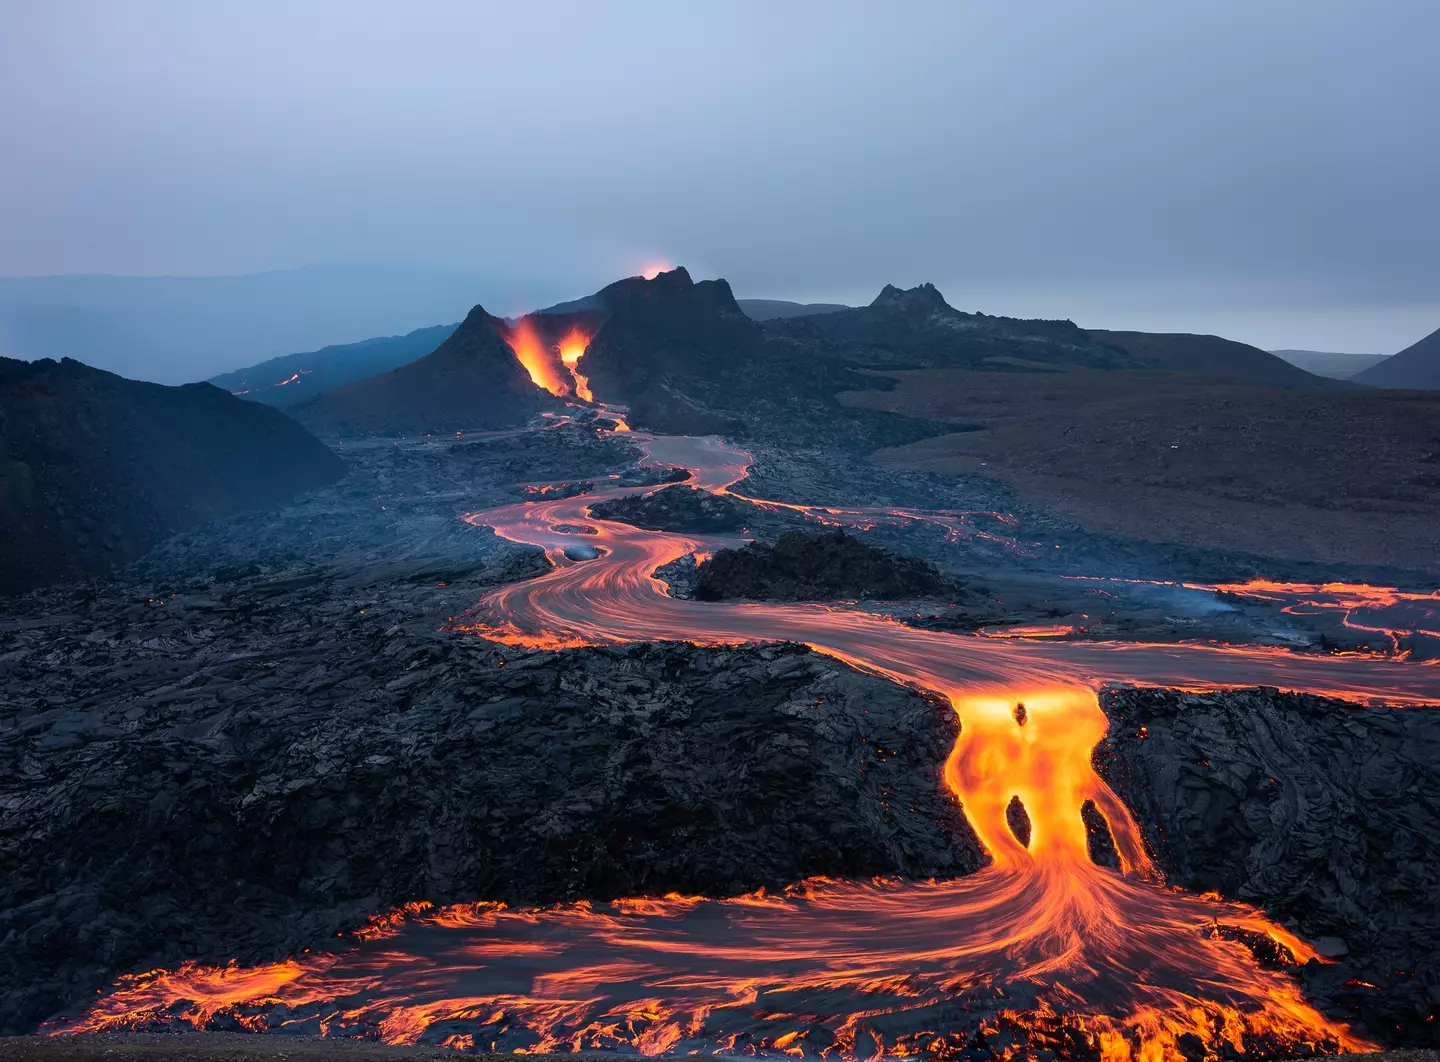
top-left (51, 417), bottom-right (1440, 1057)
top-left (503, 317), bottom-right (571, 397)
top-left (557, 325), bottom-right (594, 402)
top-left (502, 318), bottom-right (597, 403)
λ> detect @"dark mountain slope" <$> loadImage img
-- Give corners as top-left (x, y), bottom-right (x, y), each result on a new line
top-left (209, 323), bottom-right (458, 407)
top-left (576, 267), bottom-right (763, 434)
top-left (291, 305), bottom-right (559, 436)
top-left (1354, 325), bottom-right (1440, 389)
top-left (578, 273), bottom-right (1128, 448)
top-left (0, 356), bottom-right (345, 594)
top-left (771, 284), bottom-right (1139, 372)
top-left (1090, 330), bottom-right (1346, 388)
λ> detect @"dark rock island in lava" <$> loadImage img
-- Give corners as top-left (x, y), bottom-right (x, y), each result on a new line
top-left (694, 528), bottom-right (959, 601)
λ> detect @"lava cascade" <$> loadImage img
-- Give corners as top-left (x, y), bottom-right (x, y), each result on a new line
top-left (557, 326), bottom-right (594, 402)
top-left (51, 421), bottom-right (1440, 1058)
top-left (502, 317), bottom-right (595, 400)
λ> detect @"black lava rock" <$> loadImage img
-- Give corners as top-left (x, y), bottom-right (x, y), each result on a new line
top-left (0, 638), bottom-right (980, 1034)
top-left (1095, 686), bottom-right (1440, 1046)
top-left (694, 528), bottom-right (959, 601)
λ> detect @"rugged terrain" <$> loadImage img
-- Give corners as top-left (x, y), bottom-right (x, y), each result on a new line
top-left (1096, 687), bottom-right (1440, 1045)
top-left (693, 529), bottom-right (959, 602)
top-left (0, 356), bottom-right (345, 595)
top-left (0, 627), bottom-right (973, 1035)
top-left (844, 368), bottom-right (1440, 572)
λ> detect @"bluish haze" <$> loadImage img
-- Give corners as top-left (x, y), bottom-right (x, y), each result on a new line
top-left (2, 0), bottom-right (1437, 380)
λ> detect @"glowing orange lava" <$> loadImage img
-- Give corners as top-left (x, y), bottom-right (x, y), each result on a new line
top-left (52, 418), bottom-right (1440, 1057)
top-left (503, 317), bottom-right (572, 397)
top-left (1210, 578), bottom-right (1440, 655)
top-left (557, 326), bottom-right (594, 402)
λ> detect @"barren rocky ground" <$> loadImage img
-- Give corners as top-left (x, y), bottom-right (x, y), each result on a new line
top-left (4, 413), bottom-right (1438, 1049)
top-left (843, 368), bottom-right (1440, 573)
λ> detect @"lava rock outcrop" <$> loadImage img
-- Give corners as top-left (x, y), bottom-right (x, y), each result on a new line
top-left (0, 356), bottom-right (346, 594)
top-left (1096, 686), bottom-right (1440, 1045)
top-left (0, 636), bottom-right (978, 1034)
top-left (694, 528), bottom-right (959, 601)
top-left (589, 484), bottom-right (759, 534)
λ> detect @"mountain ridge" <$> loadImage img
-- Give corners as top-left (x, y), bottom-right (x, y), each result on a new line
top-left (1354, 325), bottom-right (1440, 389)
top-left (290, 305), bottom-right (560, 436)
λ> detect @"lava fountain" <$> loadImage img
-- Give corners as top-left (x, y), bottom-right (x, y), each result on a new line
top-left (501, 317), bottom-right (596, 400)
top-left (51, 423), bottom-right (1440, 1058)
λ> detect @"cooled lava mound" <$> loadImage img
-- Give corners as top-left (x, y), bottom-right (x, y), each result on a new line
top-left (589, 483), bottom-right (757, 533)
top-left (694, 528), bottom-right (958, 601)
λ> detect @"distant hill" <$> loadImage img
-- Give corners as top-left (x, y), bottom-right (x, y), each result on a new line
top-left (0, 356), bottom-right (345, 594)
top-left (736, 299), bottom-right (852, 321)
top-left (0, 266), bottom-right (532, 384)
top-left (1271, 349), bottom-right (1389, 380)
top-left (1088, 330), bottom-right (1345, 389)
top-left (289, 305), bottom-right (561, 436)
top-left (1354, 325), bottom-right (1440, 389)
top-left (209, 323), bottom-right (458, 407)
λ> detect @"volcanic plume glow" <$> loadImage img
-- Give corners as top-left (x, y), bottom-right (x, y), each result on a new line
top-left (52, 418), bottom-right (1440, 1057)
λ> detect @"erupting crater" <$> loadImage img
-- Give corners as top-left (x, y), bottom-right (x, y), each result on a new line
top-left (501, 317), bottom-right (596, 401)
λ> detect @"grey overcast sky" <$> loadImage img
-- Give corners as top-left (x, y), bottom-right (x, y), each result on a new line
top-left (3, 0), bottom-right (1438, 354)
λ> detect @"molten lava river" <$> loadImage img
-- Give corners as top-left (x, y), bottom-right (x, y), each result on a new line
top-left (52, 423), bottom-right (1440, 1059)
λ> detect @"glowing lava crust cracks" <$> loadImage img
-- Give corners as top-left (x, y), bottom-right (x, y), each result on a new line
top-left (53, 424), bottom-right (1440, 1059)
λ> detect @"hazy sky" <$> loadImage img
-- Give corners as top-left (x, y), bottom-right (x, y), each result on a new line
top-left (4, 0), bottom-right (1438, 353)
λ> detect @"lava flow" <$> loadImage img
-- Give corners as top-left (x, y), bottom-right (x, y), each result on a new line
top-left (558, 326), bottom-right (595, 402)
top-left (502, 318), bottom-right (595, 400)
top-left (1209, 578), bottom-right (1440, 655)
top-left (53, 424), bottom-right (1440, 1059)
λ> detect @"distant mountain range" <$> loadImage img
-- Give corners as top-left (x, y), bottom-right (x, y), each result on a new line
top-left (1353, 325), bottom-right (1440, 389)
top-left (1270, 349), bottom-right (1389, 379)
top-left (206, 299), bottom-right (844, 409)
top-left (278, 267), bottom-right (1361, 449)
top-left (208, 323), bottom-right (460, 407)
top-left (0, 265), bottom-right (557, 384)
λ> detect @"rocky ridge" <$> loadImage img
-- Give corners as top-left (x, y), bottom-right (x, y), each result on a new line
top-left (1096, 686), bottom-right (1440, 1045)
